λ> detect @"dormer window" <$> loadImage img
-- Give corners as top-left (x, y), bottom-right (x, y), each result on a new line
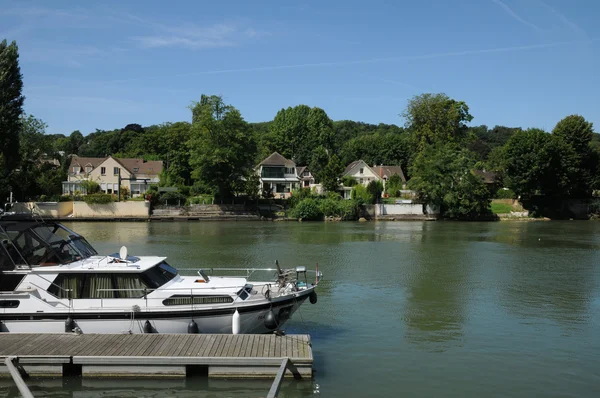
top-left (133, 168), bottom-right (139, 172)
top-left (72, 166), bottom-right (81, 174)
top-left (85, 166), bottom-right (92, 173)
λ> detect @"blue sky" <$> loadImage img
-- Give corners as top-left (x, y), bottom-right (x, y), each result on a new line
top-left (1, 0), bottom-right (598, 135)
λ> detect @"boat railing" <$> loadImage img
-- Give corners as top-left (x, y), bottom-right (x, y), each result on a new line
top-left (177, 267), bottom-right (323, 285)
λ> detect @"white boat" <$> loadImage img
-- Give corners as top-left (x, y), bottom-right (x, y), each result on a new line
top-left (0, 215), bottom-right (321, 334)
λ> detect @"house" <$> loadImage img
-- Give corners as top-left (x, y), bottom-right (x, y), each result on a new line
top-left (256, 152), bottom-right (301, 199)
top-left (340, 160), bottom-right (407, 199)
top-left (473, 170), bottom-right (501, 193)
top-left (62, 156), bottom-right (163, 197)
top-left (296, 166), bottom-right (315, 188)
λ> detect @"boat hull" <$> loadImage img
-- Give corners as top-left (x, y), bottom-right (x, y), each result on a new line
top-left (0, 293), bottom-right (310, 334)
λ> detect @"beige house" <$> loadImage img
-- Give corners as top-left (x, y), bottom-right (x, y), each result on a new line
top-left (63, 156), bottom-right (163, 197)
top-left (256, 152), bottom-right (301, 199)
top-left (340, 160), bottom-right (406, 199)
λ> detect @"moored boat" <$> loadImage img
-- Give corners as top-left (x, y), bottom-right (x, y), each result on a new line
top-left (0, 214), bottom-right (321, 334)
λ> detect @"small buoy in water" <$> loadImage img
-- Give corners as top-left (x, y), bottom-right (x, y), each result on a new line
top-left (188, 320), bottom-right (199, 334)
top-left (264, 309), bottom-right (277, 330)
top-left (143, 320), bottom-right (154, 333)
top-left (232, 309), bottom-right (241, 335)
top-left (309, 291), bottom-right (318, 304)
top-left (65, 317), bottom-right (75, 333)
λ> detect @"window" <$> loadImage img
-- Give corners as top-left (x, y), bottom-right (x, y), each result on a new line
top-left (48, 273), bottom-right (149, 299)
top-left (101, 183), bottom-right (107, 192)
top-left (72, 166), bottom-right (81, 174)
top-left (359, 168), bottom-right (364, 174)
top-left (133, 168), bottom-right (139, 172)
top-left (359, 178), bottom-right (363, 184)
top-left (101, 167), bottom-right (106, 175)
top-left (113, 167), bottom-right (119, 175)
top-left (163, 295), bottom-right (233, 306)
top-left (304, 180), bottom-right (310, 187)
top-left (85, 166), bottom-right (92, 173)
top-left (261, 167), bottom-right (284, 178)
top-left (285, 167), bottom-right (295, 174)
top-left (303, 170), bottom-right (309, 176)
top-left (141, 262), bottom-right (178, 289)
top-left (0, 300), bottom-right (19, 308)
top-left (113, 183), bottom-right (118, 192)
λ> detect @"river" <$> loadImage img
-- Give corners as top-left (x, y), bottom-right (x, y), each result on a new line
top-left (3, 221), bottom-right (599, 397)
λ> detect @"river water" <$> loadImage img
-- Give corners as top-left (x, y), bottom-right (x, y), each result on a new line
top-left (2, 221), bottom-right (599, 397)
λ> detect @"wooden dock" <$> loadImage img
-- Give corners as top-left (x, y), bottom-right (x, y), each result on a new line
top-left (0, 333), bottom-right (313, 379)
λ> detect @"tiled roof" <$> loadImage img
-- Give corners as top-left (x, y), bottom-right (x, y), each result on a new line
top-left (68, 156), bottom-right (163, 176)
top-left (114, 158), bottom-right (163, 176)
top-left (343, 160), bottom-right (364, 175)
top-left (69, 156), bottom-right (107, 169)
top-left (372, 166), bottom-right (406, 183)
top-left (258, 152), bottom-right (296, 167)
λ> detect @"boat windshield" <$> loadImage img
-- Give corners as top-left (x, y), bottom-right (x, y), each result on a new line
top-left (0, 221), bottom-right (98, 268)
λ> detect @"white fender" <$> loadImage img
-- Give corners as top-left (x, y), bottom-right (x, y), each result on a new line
top-left (232, 309), bottom-right (241, 335)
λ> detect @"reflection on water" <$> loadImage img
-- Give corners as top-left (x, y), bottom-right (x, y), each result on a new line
top-left (58, 221), bottom-right (600, 397)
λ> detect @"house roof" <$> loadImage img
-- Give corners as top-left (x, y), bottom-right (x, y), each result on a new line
top-left (113, 158), bottom-right (163, 176)
top-left (473, 170), bottom-right (498, 184)
top-left (69, 156), bottom-right (107, 169)
top-left (372, 166), bottom-right (406, 183)
top-left (258, 152), bottom-right (295, 167)
top-left (68, 156), bottom-right (163, 176)
top-left (343, 160), bottom-right (365, 175)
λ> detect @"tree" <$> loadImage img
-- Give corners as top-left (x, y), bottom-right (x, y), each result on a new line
top-left (552, 115), bottom-right (595, 197)
top-left (402, 93), bottom-right (473, 150)
top-left (503, 128), bottom-right (578, 199)
top-left (67, 130), bottom-right (85, 155)
top-left (366, 180), bottom-right (384, 203)
top-left (320, 154), bottom-right (343, 193)
top-left (408, 144), bottom-right (491, 218)
top-left (386, 174), bottom-right (404, 197)
top-left (0, 39), bottom-right (24, 202)
top-left (188, 95), bottom-right (256, 199)
top-left (308, 145), bottom-right (329, 183)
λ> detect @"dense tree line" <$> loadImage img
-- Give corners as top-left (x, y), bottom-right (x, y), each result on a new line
top-left (1, 38), bottom-right (598, 219)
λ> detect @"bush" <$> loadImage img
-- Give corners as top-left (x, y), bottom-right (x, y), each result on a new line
top-left (159, 191), bottom-right (188, 205)
top-left (339, 199), bottom-right (360, 220)
top-left (351, 184), bottom-right (373, 205)
top-left (288, 188), bottom-right (316, 208)
top-left (190, 182), bottom-right (214, 196)
top-left (83, 194), bottom-right (115, 204)
top-left (386, 174), bottom-right (404, 197)
top-left (80, 180), bottom-right (100, 194)
top-left (319, 198), bottom-right (340, 217)
top-left (341, 176), bottom-right (357, 187)
top-left (495, 188), bottom-right (516, 199)
top-left (178, 185), bottom-right (191, 196)
top-left (187, 195), bottom-right (213, 205)
top-left (366, 180), bottom-right (384, 204)
top-left (290, 198), bottom-right (323, 220)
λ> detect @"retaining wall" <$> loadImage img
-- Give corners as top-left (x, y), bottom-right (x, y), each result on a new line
top-left (73, 201), bottom-right (150, 218)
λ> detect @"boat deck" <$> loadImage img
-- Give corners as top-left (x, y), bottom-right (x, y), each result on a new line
top-left (0, 333), bottom-right (313, 378)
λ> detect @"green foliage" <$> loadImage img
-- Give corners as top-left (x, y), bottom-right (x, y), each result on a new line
top-left (290, 198), bottom-right (323, 220)
top-left (187, 195), bottom-right (213, 205)
top-left (80, 180), bottom-right (100, 194)
top-left (402, 93), bottom-right (473, 150)
top-left (321, 154), bottom-right (344, 192)
top-left (243, 173), bottom-right (261, 201)
top-left (288, 188), bottom-right (315, 208)
top-left (351, 184), bottom-right (372, 205)
top-left (341, 175), bottom-right (357, 187)
top-left (319, 198), bottom-right (340, 217)
top-left (338, 199), bottom-right (360, 220)
top-left (503, 128), bottom-right (579, 199)
top-left (188, 95), bottom-right (256, 199)
top-left (190, 181), bottom-right (214, 196)
top-left (0, 39), bottom-right (24, 201)
top-left (83, 194), bottom-right (114, 204)
top-left (385, 174), bottom-right (404, 197)
top-left (495, 188), bottom-right (515, 199)
top-left (269, 105), bottom-right (334, 166)
top-left (366, 180), bottom-right (384, 204)
top-left (158, 191), bottom-right (187, 205)
top-left (408, 144), bottom-right (491, 218)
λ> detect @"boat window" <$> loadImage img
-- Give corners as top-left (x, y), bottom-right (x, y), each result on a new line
top-left (0, 300), bottom-right (19, 308)
top-left (114, 274), bottom-right (149, 298)
top-left (141, 262), bottom-right (178, 289)
top-left (49, 274), bottom-right (85, 299)
top-left (82, 274), bottom-right (115, 299)
top-left (0, 273), bottom-right (25, 291)
top-left (236, 284), bottom-right (254, 300)
top-left (163, 295), bottom-right (233, 306)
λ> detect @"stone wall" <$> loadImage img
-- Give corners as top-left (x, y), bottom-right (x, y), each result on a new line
top-left (73, 201), bottom-right (150, 218)
top-left (10, 202), bottom-right (73, 218)
top-left (376, 204), bottom-right (425, 216)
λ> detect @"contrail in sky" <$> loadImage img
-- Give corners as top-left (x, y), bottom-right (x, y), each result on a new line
top-left (106, 39), bottom-right (592, 84)
top-left (491, 0), bottom-right (544, 32)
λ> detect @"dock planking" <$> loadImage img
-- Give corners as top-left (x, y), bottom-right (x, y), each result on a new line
top-left (0, 333), bottom-right (313, 379)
